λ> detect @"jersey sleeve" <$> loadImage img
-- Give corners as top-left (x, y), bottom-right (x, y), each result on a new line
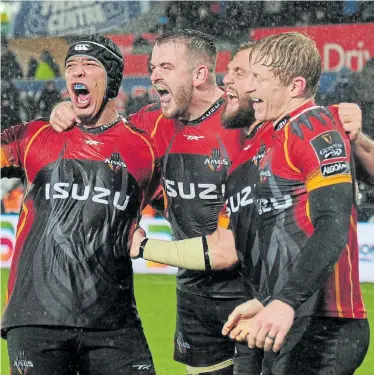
top-left (127, 103), bottom-right (162, 136)
top-left (286, 106), bottom-right (352, 192)
top-left (127, 103), bottom-right (172, 160)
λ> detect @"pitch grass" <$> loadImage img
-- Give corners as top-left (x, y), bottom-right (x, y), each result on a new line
top-left (1, 271), bottom-right (373, 374)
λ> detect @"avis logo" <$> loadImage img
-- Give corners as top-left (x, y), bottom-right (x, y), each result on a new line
top-left (13, 351), bottom-right (34, 375)
top-left (105, 152), bottom-right (127, 172)
top-left (204, 149), bottom-right (229, 171)
top-left (74, 43), bottom-right (90, 51)
top-left (183, 135), bottom-right (204, 141)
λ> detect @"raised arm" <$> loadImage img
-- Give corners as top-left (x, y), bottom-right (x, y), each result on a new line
top-left (338, 103), bottom-right (374, 184)
top-left (353, 132), bottom-right (374, 185)
top-left (49, 101), bottom-right (81, 132)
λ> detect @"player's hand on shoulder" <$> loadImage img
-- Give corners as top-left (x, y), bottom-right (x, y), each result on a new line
top-left (130, 227), bottom-right (146, 259)
top-left (338, 102), bottom-right (362, 142)
top-left (50, 101), bottom-right (80, 132)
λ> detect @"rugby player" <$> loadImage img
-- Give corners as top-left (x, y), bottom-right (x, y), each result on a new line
top-left (1, 34), bottom-right (157, 375)
top-left (49, 30), bottom-right (261, 375)
top-left (132, 37), bottom-right (372, 375)
top-left (222, 32), bottom-right (370, 375)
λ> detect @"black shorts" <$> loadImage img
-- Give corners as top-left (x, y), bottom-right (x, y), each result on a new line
top-left (6, 325), bottom-right (155, 375)
top-left (174, 290), bottom-right (263, 374)
top-left (262, 316), bottom-right (370, 375)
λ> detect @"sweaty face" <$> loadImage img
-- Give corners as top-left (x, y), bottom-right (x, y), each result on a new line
top-left (221, 49), bottom-right (255, 129)
top-left (248, 52), bottom-right (292, 122)
top-left (150, 43), bottom-right (194, 119)
top-left (65, 57), bottom-right (107, 121)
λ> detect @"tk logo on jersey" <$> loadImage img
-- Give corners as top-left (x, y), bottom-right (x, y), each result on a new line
top-left (183, 135), bottom-right (204, 141)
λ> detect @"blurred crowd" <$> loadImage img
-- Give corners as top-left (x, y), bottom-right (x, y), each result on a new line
top-left (155, 1), bottom-right (374, 40)
top-left (1, 1), bottom-right (374, 220)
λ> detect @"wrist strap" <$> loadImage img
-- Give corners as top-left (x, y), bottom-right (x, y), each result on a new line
top-left (202, 236), bottom-right (212, 272)
top-left (138, 238), bottom-right (148, 258)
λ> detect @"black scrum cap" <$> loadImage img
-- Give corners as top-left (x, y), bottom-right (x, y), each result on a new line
top-left (65, 34), bottom-right (124, 99)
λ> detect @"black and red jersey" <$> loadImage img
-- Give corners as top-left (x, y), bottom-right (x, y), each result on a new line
top-left (223, 102), bottom-right (366, 318)
top-left (128, 97), bottom-right (247, 298)
top-left (257, 102), bottom-right (366, 318)
top-left (1, 118), bottom-right (158, 335)
top-left (219, 121), bottom-right (274, 299)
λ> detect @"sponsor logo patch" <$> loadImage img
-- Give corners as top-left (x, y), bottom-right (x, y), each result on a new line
top-left (13, 351), bottom-right (34, 375)
top-left (310, 131), bottom-right (346, 162)
top-left (252, 144), bottom-right (267, 165)
top-left (320, 161), bottom-right (350, 177)
top-left (204, 149), bottom-right (229, 171)
top-left (105, 152), bottom-right (127, 172)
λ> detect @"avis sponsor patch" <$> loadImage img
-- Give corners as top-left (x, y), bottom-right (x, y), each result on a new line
top-left (320, 161), bottom-right (350, 177)
top-left (310, 131), bottom-right (346, 162)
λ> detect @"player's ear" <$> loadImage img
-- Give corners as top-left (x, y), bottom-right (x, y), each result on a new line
top-left (290, 76), bottom-right (307, 98)
top-left (193, 65), bottom-right (209, 87)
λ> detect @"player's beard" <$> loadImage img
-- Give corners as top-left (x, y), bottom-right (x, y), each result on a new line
top-left (162, 81), bottom-right (194, 120)
top-left (222, 98), bottom-right (256, 129)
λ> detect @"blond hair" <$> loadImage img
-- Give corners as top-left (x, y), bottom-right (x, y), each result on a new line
top-left (249, 32), bottom-right (321, 97)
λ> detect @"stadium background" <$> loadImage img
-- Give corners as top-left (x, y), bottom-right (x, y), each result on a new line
top-left (1, 1), bottom-right (374, 373)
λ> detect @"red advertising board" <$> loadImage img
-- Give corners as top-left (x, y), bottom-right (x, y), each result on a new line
top-left (251, 23), bottom-right (374, 73)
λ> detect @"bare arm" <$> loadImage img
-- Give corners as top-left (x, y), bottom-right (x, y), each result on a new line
top-left (353, 133), bottom-right (374, 185)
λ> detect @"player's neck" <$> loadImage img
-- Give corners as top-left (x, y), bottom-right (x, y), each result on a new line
top-left (81, 102), bottom-right (119, 129)
top-left (187, 85), bottom-right (223, 122)
top-left (273, 97), bottom-right (313, 126)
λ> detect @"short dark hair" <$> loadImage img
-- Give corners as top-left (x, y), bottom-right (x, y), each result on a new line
top-left (232, 41), bottom-right (257, 57)
top-left (155, 29), bottom-right (217, 71)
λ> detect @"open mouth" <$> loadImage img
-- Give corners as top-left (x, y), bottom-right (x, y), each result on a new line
top-left (226, 91), bottom-right (238, 101)
top-left (72, 83), bottom-right (91, 107)
top-left (154, 84), bottom-right (171, 106)
top-left (251, 97), bottom-right (263, 104)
